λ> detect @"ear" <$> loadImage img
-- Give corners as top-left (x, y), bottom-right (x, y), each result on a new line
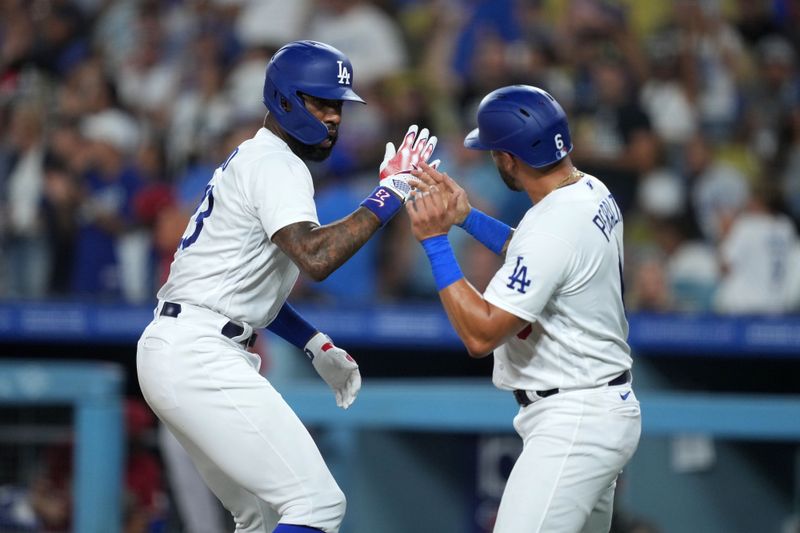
top-left (494, 151), bottom-right (516, 172)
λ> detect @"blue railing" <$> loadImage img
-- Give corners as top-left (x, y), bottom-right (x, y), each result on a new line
top-left (1, 301), bottom-right (800, 356)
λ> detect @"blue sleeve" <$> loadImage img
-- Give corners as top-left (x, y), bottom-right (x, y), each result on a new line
top-left (266, 301), bottom-right (319, 349)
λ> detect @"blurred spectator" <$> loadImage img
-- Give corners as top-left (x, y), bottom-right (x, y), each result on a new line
top-left (115, 2), bottom-right (180, 128)
top-left (128, 139), bottom-right (172, 302)
top-left (71, 108), bottom-right (143, 299)
top-left (28, 443), bottom-right (71, 531)
top-left (306, 0), bottom-right (409, 87)
top-left (447, 0), bottom-right (521, 85)
top-left (41, 153), bottom-right (80, 295)
top-left (56, 56), bottom-right (119, 120)
top-left (627, 252), bottom-right (674, 313)
top-left (124, 399), bottom-right (167, 533)
top-left (0, 4), bottom-right (35, 98)
top-left (640, 31), bottom-right (698, 151)
top-left (782, 107), bottom-right (800, 223)
top-left (669, 0), bottom-right (749, 141)
top-left (235, 0), bottom-right (311, 50)
top-left (732, 0), bottom-right (784, 48)
top-left (644, 216), bottom-right (719, 313)
top-left (0, 0), bottom-right (797, 316)
top-left (714, 180), bottom-right (800, 314)
top-left (744, 35), bottom-right (800, 162)
top-left (225, 45), bottom-right (274, 121)
top-left (92, 0), bottom-right (142, 75)
top-left (572, 56), bottom-right (659, 215)
top-left (1, 100), bottom-right (48, 298)
top-left (27, 0), bottom-right (90, 77)
top-left (167, 34), bottom-right (234, 171)
top-left (22, 399), bottom-right (166, 533)
top-left (685, 133), bottom-right (751, 244)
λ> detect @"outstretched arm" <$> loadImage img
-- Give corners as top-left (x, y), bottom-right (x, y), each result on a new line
top-left (272, 211), bottom-right (379, 282)
top-left (405, 185), bottom-right (526, 357)
top-left (273, 125), bottom-right (439, 281)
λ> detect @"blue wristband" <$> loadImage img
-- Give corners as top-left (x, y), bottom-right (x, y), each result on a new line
top-left (267, 302), bottom-right (318, 349)
top-left (457, 208), bottom-right (512, 255)
top-left (360, 186), bottom-right (402, 226)
top-left (421, 235), bottom-right (464, 291)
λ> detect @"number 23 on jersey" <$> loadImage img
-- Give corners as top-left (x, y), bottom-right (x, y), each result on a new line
top-left (179, 148), bottom-right (238, 250)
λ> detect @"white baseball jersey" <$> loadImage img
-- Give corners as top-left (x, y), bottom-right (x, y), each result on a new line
top-left (715, 211), bottom-right (799, 314)
top-left (485, 174), bottom-right (641, 533)
top-left (158, 128), bottom-right (319, 328)
top-left (484, 174), bottom-right (631, 392)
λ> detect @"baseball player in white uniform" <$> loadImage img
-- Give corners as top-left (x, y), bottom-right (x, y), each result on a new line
top-left (136, 41), bottom-right (437, 533)
top-left (406, 85), bottom-right (642, 533)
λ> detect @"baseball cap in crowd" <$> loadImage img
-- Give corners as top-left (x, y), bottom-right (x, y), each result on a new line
top-left (80, 109), bottom-right (140, 155)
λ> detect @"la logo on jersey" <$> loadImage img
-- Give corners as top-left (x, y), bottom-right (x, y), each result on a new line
top-left (336, 61), bottom-right (351, 85)
top-left (507, 256), bottom-right (531, 294)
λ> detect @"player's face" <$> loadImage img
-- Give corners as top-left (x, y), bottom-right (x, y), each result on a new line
top-left (492, 151), bottom-right (522, 192)
top-left (298, 94), bottom-right (342, 162)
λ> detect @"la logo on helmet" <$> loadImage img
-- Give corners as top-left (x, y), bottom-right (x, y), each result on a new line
top-left (336, 61), bottom-right (351, 85)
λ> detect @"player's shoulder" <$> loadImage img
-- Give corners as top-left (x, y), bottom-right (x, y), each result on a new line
top-left (519, 174), bottom-right (620, 243)
top-left (232, 128), bottom-right (311, 181)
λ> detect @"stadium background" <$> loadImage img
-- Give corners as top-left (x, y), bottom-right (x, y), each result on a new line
top-left (1, 0), bottom-right (800, 531)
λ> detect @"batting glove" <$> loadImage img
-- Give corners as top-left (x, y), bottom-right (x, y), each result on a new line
top-left (304, 332), bottom-right (361, 409)
top-left (361, 124), bottom-right (439, 225)
top-left (379, 124), bottom-right (439, 186)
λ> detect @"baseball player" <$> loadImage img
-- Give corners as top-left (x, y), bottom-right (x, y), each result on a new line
top-left (136, 40), bottom-right (437, 533)
top-left (407, 85), bottom-right (642, 533)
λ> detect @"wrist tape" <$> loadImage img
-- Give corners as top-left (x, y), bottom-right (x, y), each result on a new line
top-left (422, 235), bottom-right (463, 291)
top-left (360, 186), bottom-right (403, 226)
top-left (457, 208), bottom-right (512, 255)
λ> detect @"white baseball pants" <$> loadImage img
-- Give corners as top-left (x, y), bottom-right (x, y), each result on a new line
top-left (136, 303), bottom-right (345, 532)
top-left (494, 384), bottom-right (641, 533)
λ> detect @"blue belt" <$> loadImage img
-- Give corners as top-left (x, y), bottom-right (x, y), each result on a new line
top-left (160, 302), bottom-right (258, 348)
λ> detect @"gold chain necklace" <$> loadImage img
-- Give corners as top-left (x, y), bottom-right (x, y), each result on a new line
top-left (554, 167), bottom-right (584, 190)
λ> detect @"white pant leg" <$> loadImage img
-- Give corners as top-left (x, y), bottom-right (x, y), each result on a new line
top-left (158, 423), bottom-right (227, 533)
top-left (493, 386), bottom-right (641, 533)
top-left (163, 417), bottom-right (280, 532)
top-left (579, 478), bottom-right (616, 533)
top-left (137, 318), bottom-right (346, 533)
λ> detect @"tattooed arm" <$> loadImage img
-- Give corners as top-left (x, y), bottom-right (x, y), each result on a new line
top-left (272, 207), bottom-right (381, 282)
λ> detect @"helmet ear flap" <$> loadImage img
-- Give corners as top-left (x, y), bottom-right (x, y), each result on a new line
top-left (279, 95), bottom-right (291, 112)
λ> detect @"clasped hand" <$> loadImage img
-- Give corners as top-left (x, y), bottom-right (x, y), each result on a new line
top-left (406, 161), bottom-right (471, 241)
top-left (378, 125), bottom-right (440, 201)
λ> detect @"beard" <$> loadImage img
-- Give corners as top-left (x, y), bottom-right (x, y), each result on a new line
top-left (498, 165), bottom-right (522, 192)
top-left (285, 128), bottom-right (338, 162)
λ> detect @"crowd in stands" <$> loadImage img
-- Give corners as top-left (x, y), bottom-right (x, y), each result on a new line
top-left (2, 0), bottom-right (800, 315)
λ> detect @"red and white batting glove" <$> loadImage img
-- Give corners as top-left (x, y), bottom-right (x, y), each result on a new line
top-left (379, 124), bottom-right (440, 184)
top-left (304, 332), bottom-right (361, 409)
top-left (361, 124), bottom-right (439, 226)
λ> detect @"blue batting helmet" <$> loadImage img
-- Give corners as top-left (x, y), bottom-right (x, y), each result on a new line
top-left (263, 40), bottom-right (365, 145)
top-left (464, 85), bottom-right (572, 168)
